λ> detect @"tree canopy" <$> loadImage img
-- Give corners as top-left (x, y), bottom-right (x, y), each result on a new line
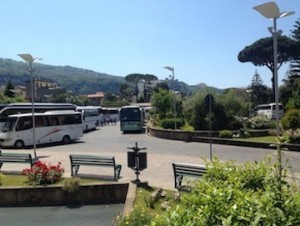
top-left (124, 73), bottom-right (158, 84)
top-left (238, 36), bottom-right (299, 101)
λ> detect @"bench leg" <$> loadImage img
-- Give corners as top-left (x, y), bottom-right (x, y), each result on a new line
top-left (114, 165), bottom-right (122, 180)
top-left (175, 175), bottom-right (183, 190)
top-left (71, 165), bottom-right (80, 176)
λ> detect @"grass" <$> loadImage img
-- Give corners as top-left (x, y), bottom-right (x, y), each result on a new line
top-left (234, 136), bottom-right (278, 143)
top-left (134, 185), bottom-right (179, 215)
top-left (0, 174), bottom-right (102, 187)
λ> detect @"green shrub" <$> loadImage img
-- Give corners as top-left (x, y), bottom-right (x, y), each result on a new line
top-left (160, 118), bottom-right (184, 130)
top-left (219, 130), bottom-right (233, 138)
top-left (151, 157), bottom-right (300, 225)
top-left (228, 119), bottom-right (243, 130)
top-left (248, 116), bottom-right (271, 129)
top-left (62, 178), bottom-right (81, 193)
top-left (281, 109), bottom-right (300, 144)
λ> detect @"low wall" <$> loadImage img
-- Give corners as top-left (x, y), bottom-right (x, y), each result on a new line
top-left (0, 182), bottom-right (129, 207)
top-left (149, 127), bottom-right (300, 152)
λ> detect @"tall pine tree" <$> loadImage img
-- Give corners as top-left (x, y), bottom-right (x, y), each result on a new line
top-left (248, 70), bottom-right (272, 106)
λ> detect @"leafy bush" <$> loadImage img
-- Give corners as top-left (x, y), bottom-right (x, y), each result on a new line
top-left (228, 119), bottom-right (243, 130)
top-left (151, 157), bottom-right (300, 225)
top-left (248, 116), bottom-right (271, 129)
top-left (62, 178), bottom-right (81, 193)
top-left (281, 109), bottom-right (300, 143)
top-left (219, 130), bottom-right (233, 138)
top-left (160, 118), bottom-right (184, 130)
top-left (22, 161), bottom-right (64, 185)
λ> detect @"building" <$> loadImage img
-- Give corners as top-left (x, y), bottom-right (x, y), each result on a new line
top-left (87, 92), bottom-right (104, 106)
top-left (25, 79), bottom-right (66, 102)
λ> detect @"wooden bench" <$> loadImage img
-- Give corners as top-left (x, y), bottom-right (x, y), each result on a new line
top-left (172, 162), bottom-right (207, 191)
top-left (0, 151), bottom-right (34, 170)
top-left (69, 154), bottom-right (122, 180)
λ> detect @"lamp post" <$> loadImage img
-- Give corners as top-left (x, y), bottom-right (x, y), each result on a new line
top-left (17, 54), bottom-right (42, 159)
top-left (253, 1), bottom-right (294, 137)
top-left (164, 66), bottom-right (177, 130)
top-left (253, 1), bottom-right (294, 186)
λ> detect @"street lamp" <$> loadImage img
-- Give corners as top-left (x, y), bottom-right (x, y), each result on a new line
top-left (17, 54), bottom-right (42, 159)
top-left (164, 66), bottom-right (177, 130)
top-left (253, 1), bottom-right (294, 185)
top-left (253, 1), bottom-right (294, 137)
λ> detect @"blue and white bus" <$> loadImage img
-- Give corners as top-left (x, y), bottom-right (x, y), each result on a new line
top-left (119, 106), bottom-right (144, 133)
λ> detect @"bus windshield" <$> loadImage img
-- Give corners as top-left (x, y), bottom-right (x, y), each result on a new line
top-left (2, 117), bottom-right (18, 132)
top-left (120, 108), bottom-right (141, 121)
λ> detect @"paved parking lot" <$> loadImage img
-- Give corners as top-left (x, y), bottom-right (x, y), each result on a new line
top-left (1, 124), bottom-right (300, 225)
top-left (1, 124), bottom-right (300, 189)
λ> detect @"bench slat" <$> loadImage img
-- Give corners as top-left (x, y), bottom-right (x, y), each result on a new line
top-left (69, 154), bottom-right (121, 180)
top-left (172, 162), bottom-right (207, 191)
top-left (0, 151), bottom-right (33, 170)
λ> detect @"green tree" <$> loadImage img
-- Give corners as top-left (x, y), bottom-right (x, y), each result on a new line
top-left (238, 36), bottom-right (299, 101)
top-left (4, 80), bottom-right (15, 97)
top-left (281, 19), bottom-right (300, 109)
top-left (153, 82), bottom-right (169, 92)
top-left (281, 109), bottom-right (300, 143)
top-left (248, 70), bottom-right (272, 106)
top-left (151, 89), bottom-right (172, 119)
top-left (119, 83), bottom-right (134, 102)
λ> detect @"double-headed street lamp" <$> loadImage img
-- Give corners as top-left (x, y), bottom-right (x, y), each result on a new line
top-left (253, 1), bottom-right (294, 184)
top-left (18, 54), bottom-right (42, 159)
top-left (164, 66), bottom-right (177, 130)
top-left (253, 1), bottom-right (294, 137)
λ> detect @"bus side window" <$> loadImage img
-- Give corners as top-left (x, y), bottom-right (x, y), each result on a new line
top-left (16, 120), bottom-right (24, 131)
top-left (36, 117), bottom-right (43, 127)
top-left (50, 116), bottom-right (59, 126)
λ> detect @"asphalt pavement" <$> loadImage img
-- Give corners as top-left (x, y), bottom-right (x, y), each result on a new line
top-left (1, 123), bottom-right (300, 189)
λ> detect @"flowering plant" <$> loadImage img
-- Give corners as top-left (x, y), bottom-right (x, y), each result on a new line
top-left (22, 161), bottom-right (64, 185)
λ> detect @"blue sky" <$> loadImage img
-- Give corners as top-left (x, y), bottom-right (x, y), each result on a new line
top-left (0, 1), bottom-right (299, 89)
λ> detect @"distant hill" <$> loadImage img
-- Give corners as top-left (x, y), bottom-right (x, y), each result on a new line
top-left (0, 58), bottom-right (125, 95)
top-left (0, 58), bottom-right (222, 95)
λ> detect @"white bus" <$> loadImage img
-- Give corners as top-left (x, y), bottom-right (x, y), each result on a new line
top-left (76, 106), bottom-right (100, 132)
top-left (255, 103), bottom-right (284, 119)
top-left (0, 111), bottom-right (83, 148)
top-left (102, 107), bottom-right (120, 124)
top-left (0, 102), bottom-right (76, 129)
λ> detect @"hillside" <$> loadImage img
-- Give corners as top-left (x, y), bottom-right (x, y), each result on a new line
top-left (0, 58), bottom-right (222, 96)
top-left (0, 58), bottom-right (125, 95)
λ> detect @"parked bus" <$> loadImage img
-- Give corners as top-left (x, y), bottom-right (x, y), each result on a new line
top-left (0, 103), bottom-right (76, 129)
top-left (76, 106), bottom-right (99, 132)
top-left (119, 106), bottom-right (144, 133)
top-left (0, 111), bottom-right (83, 148)
top-left (102, 107), bottom-right (120, 124)
top-left (255, 103), bottom-right (284, 119)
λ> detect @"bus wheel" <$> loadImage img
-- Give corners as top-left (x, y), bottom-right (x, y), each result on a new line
top-left (62, 135), bottom-right (71, 145)
top-left (14, 140), bottom-right (25, 149)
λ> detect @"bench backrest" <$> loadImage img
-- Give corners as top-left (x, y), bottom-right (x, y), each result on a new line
top-left (70, 155), bottom-right (116, 167)
top-left (0, 151), bottom-right (33, 164)
top-left (173, 162), bottom-right (207, 177)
